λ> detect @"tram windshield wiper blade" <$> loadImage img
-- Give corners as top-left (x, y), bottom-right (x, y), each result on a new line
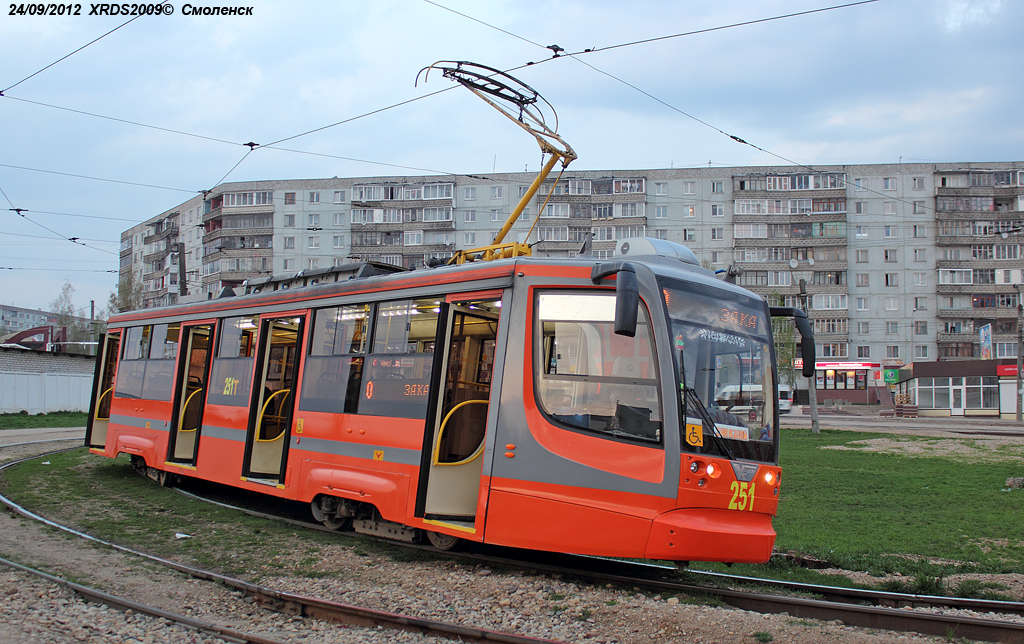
top-left (684, 385), bottom-right (736, 462)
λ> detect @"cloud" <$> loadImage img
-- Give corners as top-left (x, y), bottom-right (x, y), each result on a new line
top-left (825, 88), bottom-right (991, 129)
top-left (940, 0), bottom-right (1002, 32)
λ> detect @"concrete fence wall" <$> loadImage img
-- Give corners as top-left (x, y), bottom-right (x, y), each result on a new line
top-left (0, 347), bottom-right (96, 414)
top-left (0, 371), bottom-right (95, 414)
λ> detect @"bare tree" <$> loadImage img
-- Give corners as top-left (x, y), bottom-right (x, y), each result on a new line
top-left (49, 280), bottom-right (91, 354)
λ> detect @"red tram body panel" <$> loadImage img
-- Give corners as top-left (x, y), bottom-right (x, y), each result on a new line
top-left (85, 240), bottom-right (810, 564)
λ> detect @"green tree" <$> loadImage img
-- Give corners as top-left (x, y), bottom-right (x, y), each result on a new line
top-left (111, 270), bottom-right (143, 312)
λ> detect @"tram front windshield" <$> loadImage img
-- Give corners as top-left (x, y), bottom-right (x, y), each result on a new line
top-left (661, 279), bottom-right (778, 463)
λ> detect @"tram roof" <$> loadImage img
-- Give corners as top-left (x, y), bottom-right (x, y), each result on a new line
top-left (107, 239), bottom-right (762, 327)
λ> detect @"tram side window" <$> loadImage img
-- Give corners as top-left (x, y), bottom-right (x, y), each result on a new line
top-left (140, 323), bottom-right (179, 400)
top-left (360, 299), bottom-right (440, 418)
top-left (115, 326), bottom-right (148, 399)
top-left (207, 316), bottom-right (258, 407)
top-left (299, 304), bottom-right (370, 414)
top-left (114, 324), bottom-right (178, 401)
top-left (535, 292), bottom-right (662, 444)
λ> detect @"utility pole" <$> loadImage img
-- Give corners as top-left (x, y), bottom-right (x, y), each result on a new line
top-left (177, 242), bottom-right (188, 297)
top-left (89, 299), bottom-right (96, 356)
top-left (1016, 283), bottom-right (1022, 422)
top-left (799, 279), bottom-right (820, 433)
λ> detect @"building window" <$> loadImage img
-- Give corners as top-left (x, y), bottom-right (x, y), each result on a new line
top-left (912, 177), bottom-right (925, 190)
top-left (463, 232), bottom-right (476, 245)
top-left (855, 201), bottom-right (866, 215)
top-left (887, 321), bottom-right (899, 334)
top-left (655, 206), bottom-right (668, 219)
top-left (884, 249), bottom-right (898, 263)
top-left (683, 229), bottom-right (695, 242)
top-left (404, 230), bottom-right (423, 246)
top-left (856, 273), bottom-right (869, 287)
top-left (309, 192), bottom-right (320, 203)
top-left (914, 272), bottom-right (927, 286)
top-left (914, 345), bottom-right (928, 359)
top-left (334, 191), bottom-right (345, 203)
top-left (711, 204), bottom-right (724, 217)
top-left (684, 205), bottom-right (695, 218)
top-left (283, 258), bottom-right (294, 270)
top-left (885, 297), bottom-right (899, 311)
top-left (913, 201), bottom-right (925, 214)
top-left (856, 226), bottom-right (868, 238)
top-left (683, 181), bottom-right (696, 195)
top-left (885, 273), bottom-right (899, 287)
top-left (711, 228), bottom-right (724, 241)
top-left (856, 297), bottom-right (869, 311)
top-left (333, 235), bottom-right (345, 249)
top-left (711, 250), bottom-right (723, 263)
top-left (913, 225), bottom-right (927, 238)
top-left (490, 210), bottom-right (501, 222)
top-left (284, 214), bottom-right (295, 227)
top-left (654, 229), bottom-right (668, 240)
top-left (283, 236), bottom-right (295, 249)
top-left (307, 213), bottom-right (320, 228)
top-left (857, 322), bottom-right (870, 334)
top-left (308, 236), bottom-right (319, 249)
top-left (308, 258), bottom-right (319, 270)
top-left (464, 210), bottom-right (476, 223)
top-left (884, 225), bottom-right (896, 238)
top-left (284, 192), bottom-right (296, 205)
top-left (883, 177), bottom-right (896, 190)
top-left (711, 181), bottom-right (723, 194)
top-left (465, 187), bottom-right (476, 200)
top-left (915, 321), bottom-right (928, 335)
top-left (856, 250), bottom-right (868, 263)
top-left (655, 182), bottom-right (667, 195)
top-left (886, 345), bottom-right (899, 359)
top-left (491, 186), bottom-right (503, 199)
top-left (613, 178), bottom-right (645, 194)
top-left (857, 346), bottom-right (870, 358)
top-left (854, 178), bottom-right (866, 190)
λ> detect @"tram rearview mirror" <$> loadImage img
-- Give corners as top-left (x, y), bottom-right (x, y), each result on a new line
top-left (614, 269), bottom-right (638, 337)
top-left (794, 315), bottom-right (815, 378)
top-left (591, 261), bottom-right (638, 337)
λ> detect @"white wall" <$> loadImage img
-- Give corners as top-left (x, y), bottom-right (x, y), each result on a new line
top-left (0, 371), bottom-right (94, 414)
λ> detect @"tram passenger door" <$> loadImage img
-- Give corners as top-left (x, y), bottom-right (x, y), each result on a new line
top-left (420, 303), bottom-right (499, 523)
top-left (168, 324), bottom-right (214, 464)
top-left (243, 316), bottom-right (304, 482)
top-left (86, 331), bottom-right (120, 450)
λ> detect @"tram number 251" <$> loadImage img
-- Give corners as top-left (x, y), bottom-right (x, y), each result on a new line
top-left (728, 481), bottom-right (756, 511)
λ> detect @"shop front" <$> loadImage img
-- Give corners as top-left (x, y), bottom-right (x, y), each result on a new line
top-left (894, 360), bottom-right (1010, 417)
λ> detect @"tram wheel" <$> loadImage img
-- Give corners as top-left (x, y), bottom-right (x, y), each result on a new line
top-left (425, 531), bottom-right (465, 551)
top-left (321, 516), bottom-right (353, 531)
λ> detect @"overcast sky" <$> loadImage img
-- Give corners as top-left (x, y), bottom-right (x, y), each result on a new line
top-left (0, 0), bottom-right (1019, 315)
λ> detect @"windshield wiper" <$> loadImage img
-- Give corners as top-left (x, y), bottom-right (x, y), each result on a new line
top-left (683, 385), bottom-right (736, 461)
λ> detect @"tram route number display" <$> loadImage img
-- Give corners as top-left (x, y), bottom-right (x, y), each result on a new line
top-left (364, 380), bottom-right (429, 400)
top-left (719, 306), bottom-right (758, 331)
top-left (728, 481), bottom-right (756, 512)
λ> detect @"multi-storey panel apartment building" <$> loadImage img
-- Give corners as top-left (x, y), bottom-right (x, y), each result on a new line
top-left (123, 163), bottom-right (1024, 385)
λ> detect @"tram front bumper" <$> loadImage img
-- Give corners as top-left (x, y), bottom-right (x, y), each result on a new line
top-left (645, 508), bottom-right (776, 564)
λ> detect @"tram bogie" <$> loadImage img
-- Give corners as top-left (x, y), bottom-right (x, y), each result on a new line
top-left (86, 238), bottom-right (813, 564)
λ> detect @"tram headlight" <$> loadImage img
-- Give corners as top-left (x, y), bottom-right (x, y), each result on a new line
top-left (690, 461), bottom-right (700, 474)
top-left (706, 463), bottom-right (721, 479)
top-left (764, 471), bottom-right (776, 485)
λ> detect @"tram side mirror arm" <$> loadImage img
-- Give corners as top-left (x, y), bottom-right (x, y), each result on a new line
top-left (769, 306), bottom-right (816, 378)
top-left (591, 262), bottom-right (638, 337)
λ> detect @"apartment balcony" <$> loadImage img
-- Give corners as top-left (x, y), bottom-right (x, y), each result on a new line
top-left (142, 266), bottom-right (170, 282)
top-left (143, 225), bottom-right (178, 245)
top-left (936, 307), bottom-right (1016, 319)
top-left (142, 247), bottom-right (171, 264)
top-left (935, 283), bottom-right (1005, 294)
top-left (202, 205), bottom-right (222, 223)
top-left (937, 332), bottom-right (979, 343)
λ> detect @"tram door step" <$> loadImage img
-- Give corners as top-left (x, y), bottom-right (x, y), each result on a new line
top-left (246, 477), bottom-right (281, 487)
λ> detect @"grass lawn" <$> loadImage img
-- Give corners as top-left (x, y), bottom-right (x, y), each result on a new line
top-left (0, 411), bottom-right (88, 429)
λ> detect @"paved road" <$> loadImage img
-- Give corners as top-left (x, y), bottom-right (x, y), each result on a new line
top-left (0, 427), bottom-right (85, 446)
top-left (782, 408), bottom-right (1024, 435)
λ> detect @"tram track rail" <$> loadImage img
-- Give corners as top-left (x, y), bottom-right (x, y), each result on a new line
top-left (5, 440), bottom-right (1024, 643)
top-left (0, 443), bottom-right (568, 644)
top-left (169, 470), bottom-right (1024, 643)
